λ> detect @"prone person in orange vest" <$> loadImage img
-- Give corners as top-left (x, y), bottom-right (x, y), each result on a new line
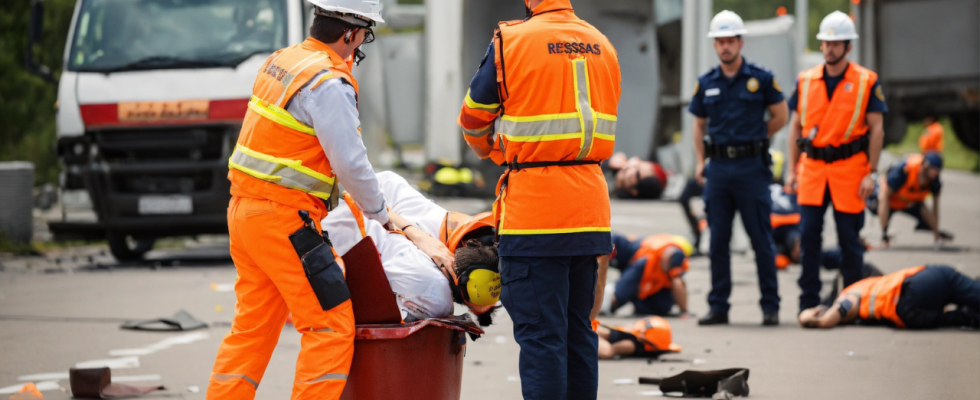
top-left (918, 116), bottom-right (945, 153)
top-left (784, 11), bottom-right (888, 313)
top-left (208, 2), bottom-right (388, 399)
top-left (603, 233), bottom-right (692, 316)
top-left (595, 317), bottom-right (682, 359)
top-left (457, 0), bottom-right (621, 397)
top-left (866, 152), bottom-right (952, 248)
top-left (798, 265), bottom-right (979, 329)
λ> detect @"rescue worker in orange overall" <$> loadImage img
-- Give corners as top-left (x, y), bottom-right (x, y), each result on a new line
top-left (867, 152), bottom-right (951, 248)
top-left (207, 2), bottom-right (388, 399)
top-left (595, 316), bottom-right (682, 359)
top-left (457, 0), bottom-right (621, 397)
top-left (918, 116), bottom-right (945, 153)
top-left (798, 265), bottom-right (979, 329)
top-left (784, 11), bottom-right (888, 313)
top-left (603, 233), bottom-right (692, 316)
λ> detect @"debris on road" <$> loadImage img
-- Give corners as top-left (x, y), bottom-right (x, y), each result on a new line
top-left (6, 382), bottom-right (44, 399)
top-left (120, 310), bottom-right (207, 331)
top-left (639, 368), bottom-right (750, 397)
top-left (69, 367), bottom-right (164, 399)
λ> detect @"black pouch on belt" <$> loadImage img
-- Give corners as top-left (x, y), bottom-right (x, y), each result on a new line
top-left (288, 210), bottom-right (351, 311)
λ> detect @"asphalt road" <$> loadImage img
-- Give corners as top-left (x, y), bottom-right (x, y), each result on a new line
top-left (1, 171), bottom-right (978, 399)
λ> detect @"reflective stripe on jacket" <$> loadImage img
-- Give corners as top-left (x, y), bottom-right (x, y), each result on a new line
top-left (632, 234), bottom-right (689, 299)
top-left (845, 266), bottom-right (925, 328)
top-left (479, 1), bottom-right (622, 237)
top-left (889, 154), bottom-right (931, 210)
top-left (229, 38), bottom-right (357, 214)
top-left (796, 61), bottom-right (879, 213)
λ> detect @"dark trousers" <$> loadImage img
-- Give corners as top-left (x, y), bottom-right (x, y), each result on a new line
top-left (705, 160), bottom-right (780, 314)
top-left (500, 255), bottom-right (599, 400)
top-left (611, 257), bottom-right (675, 315)
top-left (799, 187), bottom-right (865, 311)
top-left (896, 266), bottom-right (980, 329)
top-left (679, 178), bottom-right (706, 249)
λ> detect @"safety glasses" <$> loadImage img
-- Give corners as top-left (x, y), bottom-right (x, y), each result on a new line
top-left (361, 28), bottom-right (375, 44)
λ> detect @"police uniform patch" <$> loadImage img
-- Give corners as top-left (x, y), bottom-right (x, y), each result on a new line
top-left (875, 86), bottom-right (885, 101)
top-left (693, 81), bottom-right (699, 96)
top-left (747, 78), bottom-right (759, 93)
top-left (772, 77), bottom-right (782, 92)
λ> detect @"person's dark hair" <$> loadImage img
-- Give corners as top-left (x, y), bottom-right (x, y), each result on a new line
top-left (616, 176), bottom-right (663, 200)
top-left (309, 14), bottom-right (358, 44)
top-left (455, 239), bottom-right (500, 326)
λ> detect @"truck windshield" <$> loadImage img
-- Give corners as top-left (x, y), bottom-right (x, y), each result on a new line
top-left (68, 0), bottom-right (286, 73)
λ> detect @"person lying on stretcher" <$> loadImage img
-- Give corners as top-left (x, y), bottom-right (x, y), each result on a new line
top-left (322, 171), bottom-right (501, 325)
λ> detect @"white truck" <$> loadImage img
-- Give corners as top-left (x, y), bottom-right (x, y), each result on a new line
top-left (27, 0), bottom-right (314, 260)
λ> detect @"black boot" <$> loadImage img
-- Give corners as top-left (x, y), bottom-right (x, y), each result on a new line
top-left (698, 311), bottom-right (729, 326)
top-left (762, 312), bottom-right (779, 326)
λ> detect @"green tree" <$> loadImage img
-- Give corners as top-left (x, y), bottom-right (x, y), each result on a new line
top-left (0, 0), bottom-right (76, 185)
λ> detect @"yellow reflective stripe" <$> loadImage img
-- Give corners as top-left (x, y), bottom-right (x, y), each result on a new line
top-left (594, 133), bottom-right (615, 141)
top-left (500, 118), bottom-right (580, 138)
top-left (499, 226), bottom-right (612, 235)
top-left (502, 132), bottom-right (581, 142)
top-left (212, 373), bottom-right (259, 389)
top-left (501, 113), bottom-right (580, 122)
top-left (462, 124), bottom-right (493, 138)
top-left (596, 112), bottom-right (617, 121)
top-left (464, 89), bottom-right (500, 112)
top-left (596, 119), bottom-right (616, 137)
top-left (572, 57), bottom-right (595, 160)
top-left (800, 71), bottom-right (813, 130)
top-left (228, 145), bottom-right (336, 200)
top-left (248, 96), bottom-right (315, 136)
top-left (316, 72), bottom-right (336, 85)
top-left (843, 71), bottom-right (870, 141)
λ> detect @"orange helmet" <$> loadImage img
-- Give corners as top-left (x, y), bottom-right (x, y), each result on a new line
top-left (632, 316), bottom-right (682, 353)
top-left (441, 212), bottom-right (495, 253)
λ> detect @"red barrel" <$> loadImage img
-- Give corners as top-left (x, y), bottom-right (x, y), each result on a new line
top-left (340, 319), bottom-right (482, 400)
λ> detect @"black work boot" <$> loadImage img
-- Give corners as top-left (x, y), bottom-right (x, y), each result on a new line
top-left (698, 311), bottom-right (729, 326)
top-left (762, 312), bottom-right (779, 326)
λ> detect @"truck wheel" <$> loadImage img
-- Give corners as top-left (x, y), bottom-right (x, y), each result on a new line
top-left (950, 111), bottom-right (980, 152)
top-left (107, 232), bottom-right (156, 262)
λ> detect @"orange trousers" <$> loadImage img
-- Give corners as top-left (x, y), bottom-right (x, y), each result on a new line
top-left (208, 196), bottom-right (354, 400)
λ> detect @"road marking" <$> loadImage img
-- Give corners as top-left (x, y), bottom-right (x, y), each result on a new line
top-left (76, 356), bottom-right (140, 369)
top-left (110, 331), bottom-right (210, 356)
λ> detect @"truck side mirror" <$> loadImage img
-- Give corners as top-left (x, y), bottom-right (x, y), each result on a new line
top-left (26, 0), bottom-right (55, 83)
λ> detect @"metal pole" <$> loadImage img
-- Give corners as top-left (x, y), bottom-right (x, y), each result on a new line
top-left (424, 0), bottom-right (463, 164)
top-left (680, 0), bottom-right (700, 177)
top-left (796, 0), bottom-right (808, 54)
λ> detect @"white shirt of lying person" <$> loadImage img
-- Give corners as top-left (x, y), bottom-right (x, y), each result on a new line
top-left (322, 172), bottom-right (454, 322)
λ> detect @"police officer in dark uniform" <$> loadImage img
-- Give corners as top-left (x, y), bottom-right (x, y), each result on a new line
top-left (688, 10), bottom-right (789, 326)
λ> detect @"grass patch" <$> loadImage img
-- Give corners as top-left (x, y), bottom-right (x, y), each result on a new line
top-left (885, 118), bottom-right (980, 172)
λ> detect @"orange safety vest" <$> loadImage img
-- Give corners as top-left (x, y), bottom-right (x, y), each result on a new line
top-left (632, 234), bottom-right (689, 299)
top-left (770, 213), bottom-right (801, 228)
top-left (440, 211), bottom-right (495, 253)
top-left (889, 154), bottom-right (933, 210)
top-left (485, 0), bottom-right (621, 237)
top-left (796, 62), bottom-right (879, 213)
top-left (228, 38), bottom-right (358, 217)
top-left (919, 122), bottom-right (945, 153)
top-left (843, 266), bottom-right (925, 328)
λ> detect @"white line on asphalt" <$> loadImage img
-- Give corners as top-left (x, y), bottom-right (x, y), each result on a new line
top-left (75, 356), bottom-right (140, 369)
top-left (0, 380), bottom-right (61, 394)
top-left (109, 331), bottom-right (210, 356)
top-left (17, 372), bottom-right (69, 381)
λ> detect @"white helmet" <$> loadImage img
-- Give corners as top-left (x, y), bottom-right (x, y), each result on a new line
top-left (308, 0), bottom-right (384, 27)
top-left (816, 11), bottom-right (858, 41)
top-left (707, 10), bottom-right (747, 38)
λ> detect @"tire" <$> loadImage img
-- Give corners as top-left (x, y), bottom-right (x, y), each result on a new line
top-left (950, 111), bottom-right (980, 152)
top-left (107, 232), bottom-right (156, 262)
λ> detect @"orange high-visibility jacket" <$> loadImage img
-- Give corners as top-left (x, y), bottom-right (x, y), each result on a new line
top-left (460, 0), bottom-right (621, 237)
top-left (919, 122), bottom-right (945, 153)
top-left (796, 62), bottom-right (879, 213)
top-left (888, 154), bottom-right (932, 210)
top-left (440, 211), bottom-right (495, 253)
top-left (843, 266), bottom-right (926, 328)
top-left (632, 234), bottom-right (689, 299)
top-left (229, 38), bottom-right (357, 216)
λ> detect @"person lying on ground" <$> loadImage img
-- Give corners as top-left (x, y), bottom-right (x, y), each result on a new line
top-left (595, 316), bottom-right (681, 359)
top-left (798, 265), bottom-right (979, 329)
top-left (866, 152), bottom-right (952, 249)
top-left (606, 152), bottom-right (669, 200)
top-left (602, 233), bottom-right (693, 316)
top-left (323, 171), bottom-right (500, 325)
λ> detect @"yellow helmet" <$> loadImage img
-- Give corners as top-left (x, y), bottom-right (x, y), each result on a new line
top-left (464, 268), bottom-right (501, 306)
top-left (671, 235), bottom-right (694, 257)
